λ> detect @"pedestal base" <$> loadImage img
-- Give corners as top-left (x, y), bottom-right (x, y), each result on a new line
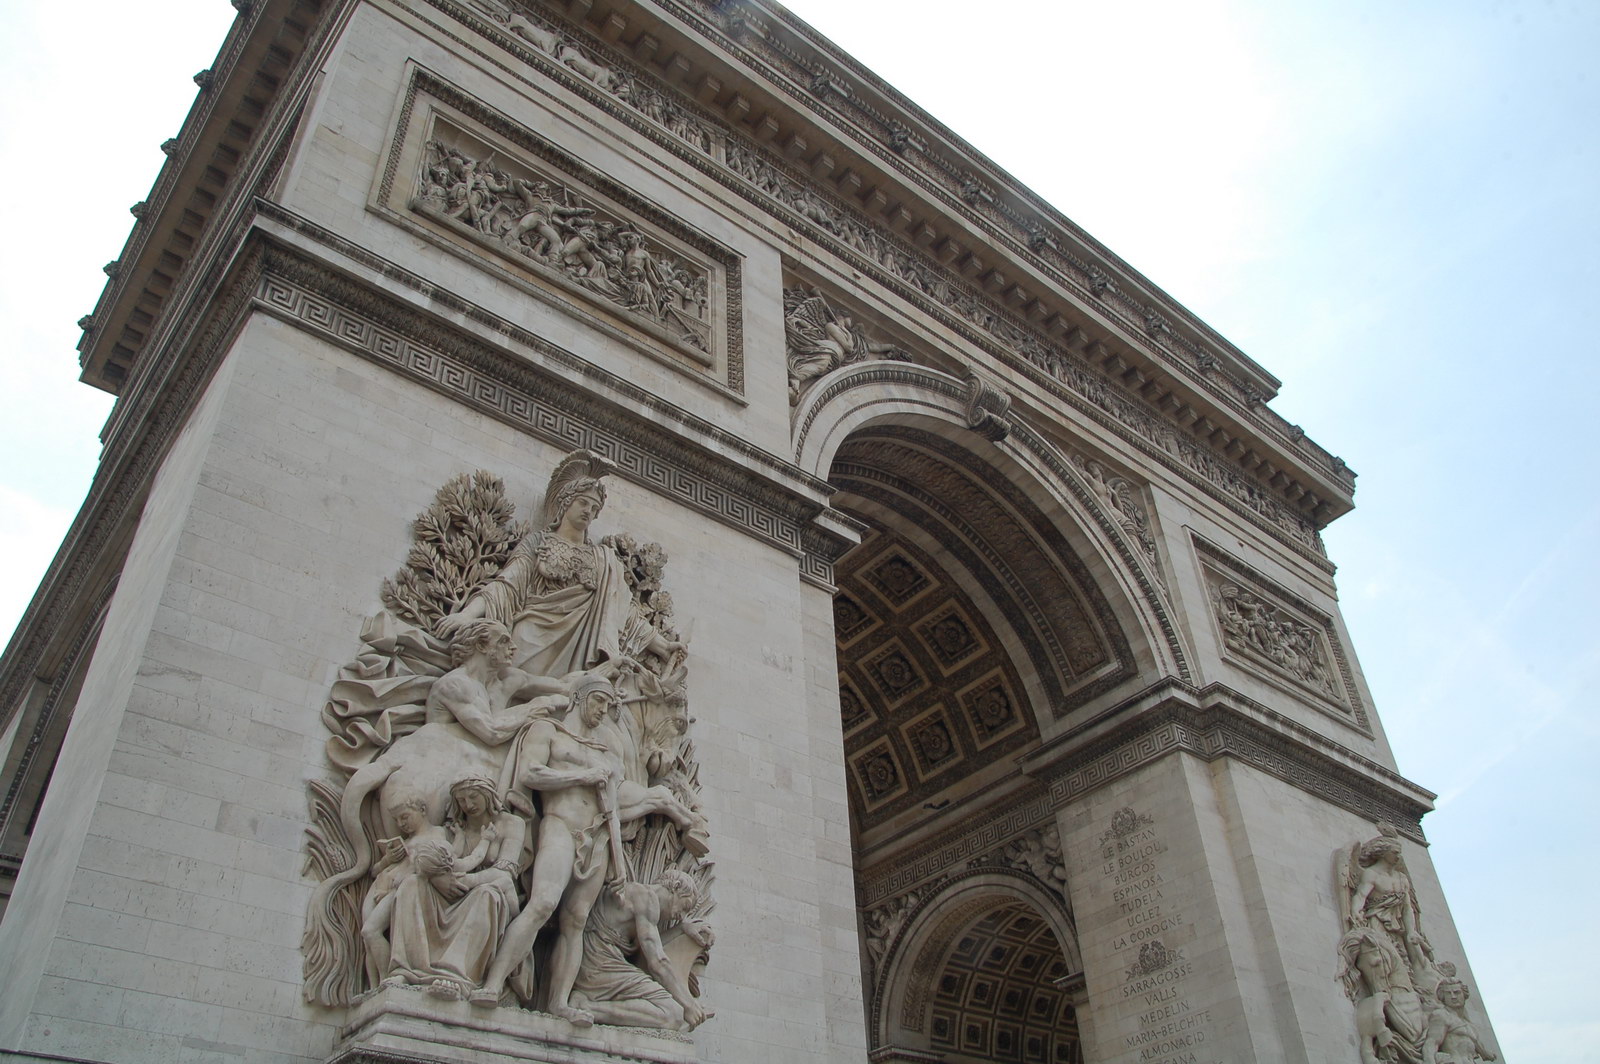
top-left (327, 986), bottom-right (697, 1064)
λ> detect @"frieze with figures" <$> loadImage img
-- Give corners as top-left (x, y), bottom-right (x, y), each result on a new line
top-left (375, 71), bottom-right (743, 391)
top-left (1195, 537), bottom-right (1366, 727)
top-left (432, 0), bottom-right (1335, 561)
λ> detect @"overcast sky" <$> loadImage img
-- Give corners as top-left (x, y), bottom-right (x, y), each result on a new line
top-left (1, 1), bottom-right (1594, 1060)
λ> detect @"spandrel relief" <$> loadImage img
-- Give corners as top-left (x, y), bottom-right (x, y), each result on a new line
top-left (1335, 825), bottom-right (1496, 1064)
top-left (1073, 454), bottom-right (1166, 595)
top-left (783, 285), bottom-right (909, 404)
top-left (303, 454), bottom-right (714, 1034)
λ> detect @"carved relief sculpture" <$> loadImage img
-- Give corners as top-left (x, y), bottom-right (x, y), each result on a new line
top-left (1335, 825), bottom-right (1492, 1064)
top-left (415, 136), bottom-right (712, 353)
top-left (447, 0), bottom-right (1327, 551)
top-left (303, 452), bottom-right (714, 1033)
top-left (1202, 558), bottom-right (1350, 712)
top-left (861, 888), bottom-right (922, 982)
top-left (1074, 454), bottom-right (1165, 592)
top-left (783, 286), bottom-right (905, 403)
top-left (1424, 976), bottom-right (1497, 1064)
top-left (998, 825), bottom-right (1068, 900)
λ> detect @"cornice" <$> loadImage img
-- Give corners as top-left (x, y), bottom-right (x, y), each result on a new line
top-left (527, 0), bottom-right (1355, 511)
top-left (700, 2), bottom-right (1283, 391)
top-left (417, 0), bottom-right (1346, 560)
top-left (76, 0), bottom-right (338, 395)
top-left (859, 677), bottom-right (1433, 908)
top-left (2, 6), bottom-right (348, 718)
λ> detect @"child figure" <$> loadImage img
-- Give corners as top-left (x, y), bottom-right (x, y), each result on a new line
top-left (377, 778), bottom-right (526, 1001)
top-left (361, 796), bottom-right (450, 987)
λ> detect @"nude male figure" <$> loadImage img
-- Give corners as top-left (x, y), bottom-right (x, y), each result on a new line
top-left (472, 675), bottom-right (706, 1022)
top-left (470, 675), bottom-right (618, 1019)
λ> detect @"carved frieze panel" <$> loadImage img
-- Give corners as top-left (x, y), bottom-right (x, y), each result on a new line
top-left (433, 0), bottom-right (1333, 562)
top-left (967, 826), bottom-right (1071, 907)
top-left (375, 70), bottom-right (742, 391)
top-left (1194, 537), bottom-right (1367, 728)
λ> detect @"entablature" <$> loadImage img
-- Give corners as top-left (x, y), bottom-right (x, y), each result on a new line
top-left (82, 0), bottom-right (1357, 546)
top-left (492, 0), bottom-right (1356, 525)
top-left (76, 0), bottom-right (330, 396)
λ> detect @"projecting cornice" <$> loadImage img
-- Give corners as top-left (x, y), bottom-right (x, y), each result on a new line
top-left (486, 0), bottom-right (1355, 527)
top-left (75, 0), bottom-right (330, 395)
top-left (80, 0), bottom-right (1356, 532)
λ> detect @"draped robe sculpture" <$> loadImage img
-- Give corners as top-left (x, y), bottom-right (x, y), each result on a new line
top-left (302, 452), bottom-right (714, 1032)
top-left (1335, 826), bottom-right (1493, 1064)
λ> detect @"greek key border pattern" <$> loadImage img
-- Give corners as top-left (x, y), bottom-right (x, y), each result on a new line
top-left (255, 263), bottom-right (805, 558)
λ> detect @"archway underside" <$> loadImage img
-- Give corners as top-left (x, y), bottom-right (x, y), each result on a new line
top-left (830, 426), bottom-right (1135, 840)
top-left (900, 900), bottom-right (1083, 1064)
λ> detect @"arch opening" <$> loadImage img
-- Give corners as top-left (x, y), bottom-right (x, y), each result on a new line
top-left (822, 399), bottom-right (1152, 1060)
top-left (829, 424), bottom-right (1136, 848)
top-left (876, 883), bottom-right (1084, 1064)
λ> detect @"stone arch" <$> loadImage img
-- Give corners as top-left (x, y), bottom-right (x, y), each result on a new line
top-left (874, 871), bottom-right (1084, 1062)
top-left (803, 361), bottom-right (1189, 708)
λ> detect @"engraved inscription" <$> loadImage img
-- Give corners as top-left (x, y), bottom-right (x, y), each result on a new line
top-left (1090, 807), bottom-right (1219, 1064)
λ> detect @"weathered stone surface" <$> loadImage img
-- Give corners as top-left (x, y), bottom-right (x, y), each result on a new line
top-left (0, 1), bottom-right (1495, 1062)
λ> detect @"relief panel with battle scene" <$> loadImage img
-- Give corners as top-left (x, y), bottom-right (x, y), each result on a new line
top-left (374, 70), bottom-right (743, 392)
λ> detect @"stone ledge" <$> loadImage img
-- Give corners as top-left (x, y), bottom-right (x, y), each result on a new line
top-left (329, 987), bottom-right (695, 1064)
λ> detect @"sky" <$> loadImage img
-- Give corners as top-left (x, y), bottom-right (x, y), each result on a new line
top-left (1, 0), bottom-right (1595, 1059)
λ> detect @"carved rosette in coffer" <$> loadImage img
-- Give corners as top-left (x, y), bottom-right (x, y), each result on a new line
top-left (1195, 538), bottom-right (1367, 728)
top-left (376, 71), bottom-right (741, 390)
